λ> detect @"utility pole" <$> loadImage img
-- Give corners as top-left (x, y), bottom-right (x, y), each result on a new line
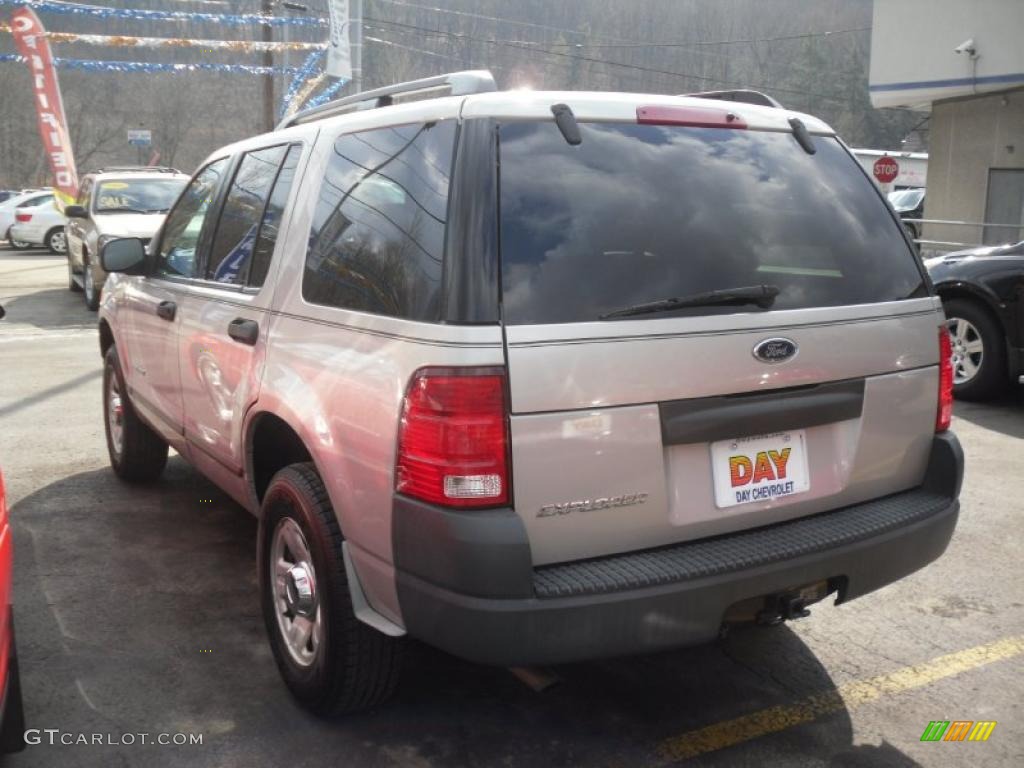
top-left (351, 0), bottom-right (362, 93)
top-left (262, 0), bottom-right (274, 132)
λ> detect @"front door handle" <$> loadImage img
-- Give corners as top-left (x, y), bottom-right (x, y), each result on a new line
top-left (156, 300), bottom-right (176, 321)
top-left (228, 317), bottom-right (259, 346)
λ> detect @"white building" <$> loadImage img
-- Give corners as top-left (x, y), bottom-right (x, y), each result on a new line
top-left (869, 0), bottom-right (1024, 247)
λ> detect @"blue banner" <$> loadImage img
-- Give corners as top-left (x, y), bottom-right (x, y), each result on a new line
top-left (0, 0), bottom-right (327, 27)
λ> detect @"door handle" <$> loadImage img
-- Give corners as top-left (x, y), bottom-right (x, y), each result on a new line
top-left (228, 317), bottom-right (259, 346)
top-left (156, 300), bottom-right (176, 321)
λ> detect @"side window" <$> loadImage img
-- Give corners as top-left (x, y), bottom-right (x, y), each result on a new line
top-left (156, 158), bottom-right (229, 279)
top-left (302, 120), bottom-right (456, 320)
top-left (249, 144), bottom-right (302, 287)
top-left (18, 194), bottom-right (52, 208)
top-left (206, 145), bottom-right (287, 284)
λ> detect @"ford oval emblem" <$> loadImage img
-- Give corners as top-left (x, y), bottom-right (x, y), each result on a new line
top-left (753, 337), bottom-right (798, 364)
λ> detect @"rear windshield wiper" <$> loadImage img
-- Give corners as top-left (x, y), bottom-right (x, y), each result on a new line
top-left (599, 284), bottom-right (780, 320)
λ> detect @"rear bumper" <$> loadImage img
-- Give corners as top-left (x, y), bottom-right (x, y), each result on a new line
top-left (394, 433), bottom-right (964, 667)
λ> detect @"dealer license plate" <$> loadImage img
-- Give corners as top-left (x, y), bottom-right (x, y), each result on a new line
top-left (711, 430), bottom-right (810, 509)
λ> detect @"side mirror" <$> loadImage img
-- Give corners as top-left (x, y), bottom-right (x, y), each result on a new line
top-left (64, 204), bottom-right (88, 219)
top-left (100, 238), bottom-right (147, 275)
top-left (0, 304), bottom-right (5, 320)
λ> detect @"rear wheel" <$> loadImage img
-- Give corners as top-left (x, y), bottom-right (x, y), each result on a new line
top-left (5, 228), bottom-right (30, 250)
top-left (46, 227), bottom-right (67, 255)
top-left (258, 463), bottom-right (403, 715)
top-left (943, 298), bottom-right (1007, 400)
top-left (83, 252), bottom-right (99, 311)
top-left (103, 346), bottom-right (168, 482)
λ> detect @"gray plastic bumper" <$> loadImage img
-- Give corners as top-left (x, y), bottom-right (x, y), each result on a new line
top-left (394, 433), bottom-right (963, 666)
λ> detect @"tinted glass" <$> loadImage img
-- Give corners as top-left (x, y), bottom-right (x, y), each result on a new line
top-left (303, 121), bottom-right (456, 320)
top-left (94, 179), bottom-right (185, 213)
top-left (18, 194), bottom-right (52, 208)
top-left (249, 144), bottom-right (302, 287)
top-left (157, 158), bottom-right (229, 279)
top-left (888, 188), bottom-right (924, 211)
top-left (499, 123), bottom-right (926, 324)
top-left (206, 145), bottom-right (287, 284)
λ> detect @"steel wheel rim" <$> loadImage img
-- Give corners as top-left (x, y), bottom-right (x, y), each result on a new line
top-left (50, 231), bottom-right (67, 253)
top-left (947, 317), bottom-right (984, 385)
top-left (107, 369), bottom-right (124, 457)
top-left (271, 517), bottom-right (322, 668)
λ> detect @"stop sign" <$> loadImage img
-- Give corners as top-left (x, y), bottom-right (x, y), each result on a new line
top-left (873, 156), bottom-right (899, 184)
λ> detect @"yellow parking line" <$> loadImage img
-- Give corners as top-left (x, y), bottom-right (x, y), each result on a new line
top-left (657, 635), bottom-right (1024, 763)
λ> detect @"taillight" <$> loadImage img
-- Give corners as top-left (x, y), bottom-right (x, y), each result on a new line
top-left (937, 327), bottom-right (954, 432)
top-left (15, 212), bottom-right (31, 222)
top-left (396, 367), bottom-right (510, 508)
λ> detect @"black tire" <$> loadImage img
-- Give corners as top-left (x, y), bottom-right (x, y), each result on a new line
top-left (258, 463), bottom-right (403, 715)
top-left (45, 227), bottom-right (67, 255)
top-left (0, 612), bottom-right (26, 754)
top-left (943, 298), bottom-right (1007, 401)
top-left (83, 252), bottom-right (99, 311)
top-left (103, 346), bottom-right (168, 482)
top-left (68, 257), bottom-right (82, 292)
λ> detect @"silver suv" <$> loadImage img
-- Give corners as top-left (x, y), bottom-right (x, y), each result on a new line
top-left (65, 167), bottom-right (189, 310)
top-left (96, 72), bottom-right (964, 715)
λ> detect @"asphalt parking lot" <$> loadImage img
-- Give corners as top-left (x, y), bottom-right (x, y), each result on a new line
top-left (0, 248), bottom-right (1022, 767)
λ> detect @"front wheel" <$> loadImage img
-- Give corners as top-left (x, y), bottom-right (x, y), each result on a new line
top-left (83, 253), bottom-right (99, 311)
top-left (46, 227), bottom-right (67, 255)
top-left (103, 346), bottom-right (168, 482)
top-left (944, 298), bottom-right (1007, 401)
top-left (258, 463), bottom-right (403, 715)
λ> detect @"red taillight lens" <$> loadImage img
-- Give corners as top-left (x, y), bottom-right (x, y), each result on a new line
top-left (396, 367), bottom-right (510, 508)
top-left (15, 212), bottom-right (31, 222)
top-left (937, 327), bottom-right (954, 432)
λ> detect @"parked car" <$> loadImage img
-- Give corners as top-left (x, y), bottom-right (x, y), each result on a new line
top-left (96, 72), bottom-right (963, 715)
top-left (888, 187), bottom-right (925, 240)
top-left (0, 470), bottom-right (25, 753)
top-left (0, 192), bottom-right (18, 205)
top-left (1, 190), bottom-right (54, 249)
top-left (926, 240), bottom-right (1024, 399)
top-left (8, 198), bottom-right (68, 254)
top-left (65, 167), bottom-right (189, 310)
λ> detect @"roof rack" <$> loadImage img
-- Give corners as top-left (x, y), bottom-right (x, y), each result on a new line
top-left (684, 89), bottom-right (784, 109)
top-left (92, 165), bottom-right (183, 175)
top-left (278, 70), bottom-right (497, 130)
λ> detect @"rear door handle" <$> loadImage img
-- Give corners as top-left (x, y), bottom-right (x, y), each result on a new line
top-left (156, 300), bottom-right (176, 321)
top-left (228, 317), bottom-right (259, 346)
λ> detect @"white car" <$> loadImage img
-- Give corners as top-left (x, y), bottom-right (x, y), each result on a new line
top-left (1, 191), bottom-right (55, 249)
top-left (8, 199), bottom-right (68, 254)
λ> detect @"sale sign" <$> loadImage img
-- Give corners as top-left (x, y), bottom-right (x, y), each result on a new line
top-left (11, 7), bottom-right (79, 208)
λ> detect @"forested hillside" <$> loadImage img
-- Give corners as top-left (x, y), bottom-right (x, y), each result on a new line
top-left (0, 0), bottom-right (923, 187)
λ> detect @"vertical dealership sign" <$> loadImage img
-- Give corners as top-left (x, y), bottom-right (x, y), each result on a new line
top-left (325, 0), bottom-right (353, 80)
top-left (10, 8), bottom-right (79, 208)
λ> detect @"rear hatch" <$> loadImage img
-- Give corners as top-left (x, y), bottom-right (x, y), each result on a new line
top-left (497, 110), bottom-right (944, 565)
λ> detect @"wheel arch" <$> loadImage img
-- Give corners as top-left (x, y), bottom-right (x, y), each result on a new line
top-left (934, 282), bottom-right (1008, 335)
top-left (245, 410), bottom-right (320, 513)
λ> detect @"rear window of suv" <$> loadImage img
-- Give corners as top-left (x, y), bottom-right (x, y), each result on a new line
top-left (498, 122), bottom-right (926, 324)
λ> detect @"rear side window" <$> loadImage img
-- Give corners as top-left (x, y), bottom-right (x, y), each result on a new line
top-left (498, 122), bottom-right (926, 324)
top-left (249, 144), bottom-right (302, 288)
top-left (207, 145), bottom-right (287, 284)
top-left (302, 120), bottom-right (456, 321)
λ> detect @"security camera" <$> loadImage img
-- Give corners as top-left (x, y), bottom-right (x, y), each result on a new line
top-left (954, 39), bottom-right (976, 56)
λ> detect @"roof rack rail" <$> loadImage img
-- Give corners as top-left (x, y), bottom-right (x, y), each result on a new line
top-left (277, 70), bottom-right (497, 130)
top-left (683, 89), bottom-right (784, 109)
top-left (92, 165), bottom-right (183, 175)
